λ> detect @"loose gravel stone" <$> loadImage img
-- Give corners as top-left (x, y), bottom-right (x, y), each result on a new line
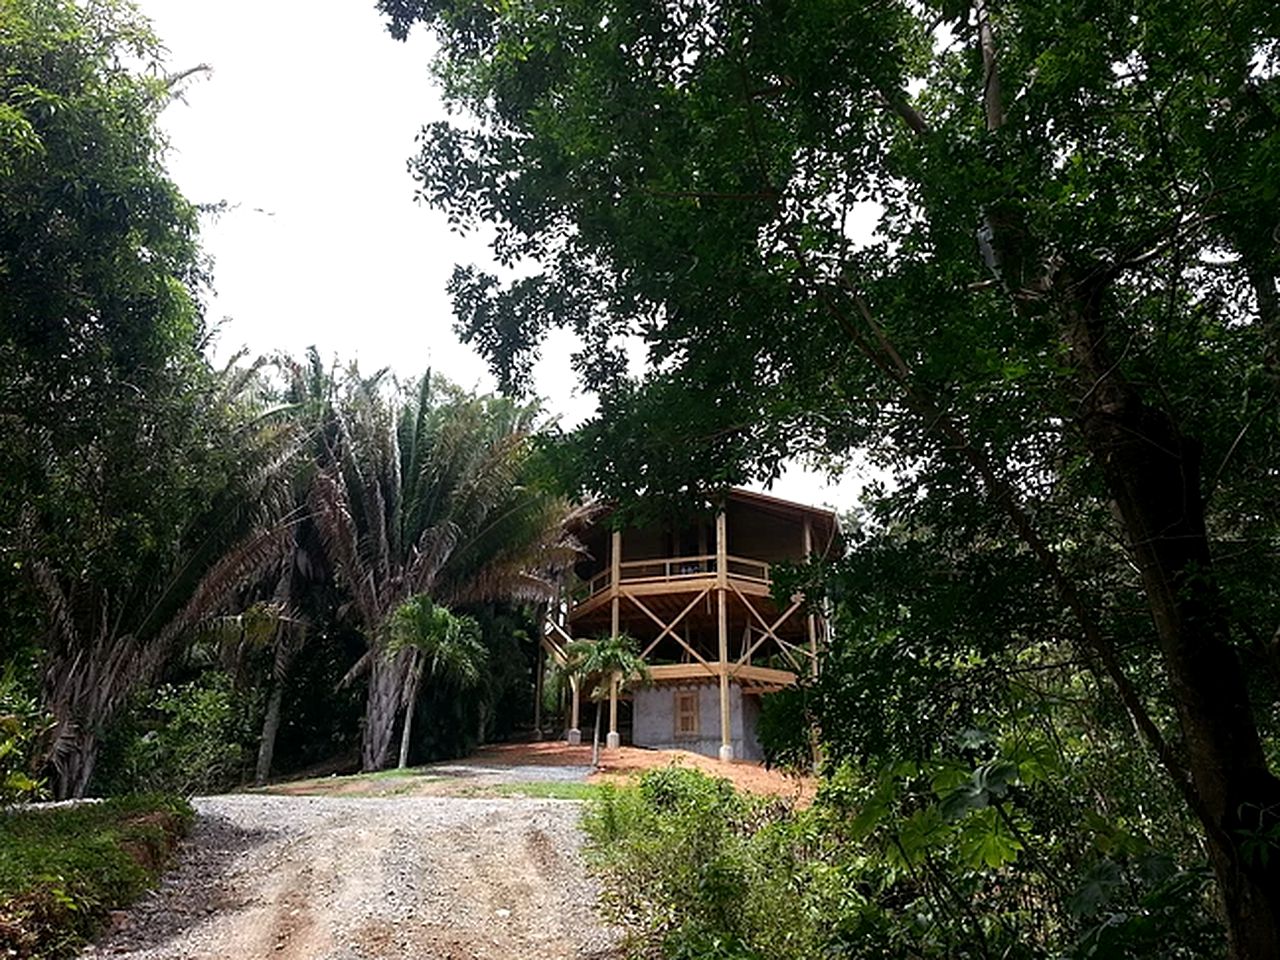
top-left (81, 794), bottom-right (620, 960)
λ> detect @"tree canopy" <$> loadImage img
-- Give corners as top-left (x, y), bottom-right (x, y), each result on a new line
top-left (383, 0), bottom-right (1280, 954)
top-left (0, 0), bottom-right (584, 801)
top-left (1, 0), bottom-right (210, 559)
top-left (0, 0), bottom-right (302, 797)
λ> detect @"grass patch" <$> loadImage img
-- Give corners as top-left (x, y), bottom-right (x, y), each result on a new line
top-left (362, 766), bottom-right (439, 781)
top-left (259, 767), bottom-right (445, 796)
top-left (0, 794), bottom-right (192, 958)
top-left (466, 781), bottom-right (600, 800)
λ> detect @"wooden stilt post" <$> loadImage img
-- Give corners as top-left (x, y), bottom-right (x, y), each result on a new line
top-left (610, 528), bottom-right (622, 600)
top-left (716, 505), bottom-right (733, 762)
top-left (608, 529), bottom-right (622, 749)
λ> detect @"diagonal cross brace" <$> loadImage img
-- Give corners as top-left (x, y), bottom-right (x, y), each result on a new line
top-left (729, 581), bottom-right (807, 672)
top-left (626, 590), bottom-right (714, 669)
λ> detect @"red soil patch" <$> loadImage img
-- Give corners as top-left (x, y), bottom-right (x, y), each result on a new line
top-left (472, 742), bottom-right (815, 805)
top-left (117, 810), bottom-right (186, 873)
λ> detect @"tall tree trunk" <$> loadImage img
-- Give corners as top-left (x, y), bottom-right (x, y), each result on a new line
top-left (1069, 296), bottom-right (1280, 958)
top-left (47, 719), bottom-right (98, 800)
top-left (533, 643), bottom-right (544, 738)
top-left (255, 681), bottom-right (285, 786)
top-left (363, 650), bottom-right (408, 771)
top-left (43, 635), bottom-right (145, 799)
top-left (255, 598), bottom-right (296, 787)
top-left (398, 653), bottom-right (424, 769)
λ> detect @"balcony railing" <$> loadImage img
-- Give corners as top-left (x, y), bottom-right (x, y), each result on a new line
top-left (575, 553), bottom-right (772, 602)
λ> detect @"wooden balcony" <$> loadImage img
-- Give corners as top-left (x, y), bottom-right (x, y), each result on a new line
top-left (572, 552), bottom-right (773, 618)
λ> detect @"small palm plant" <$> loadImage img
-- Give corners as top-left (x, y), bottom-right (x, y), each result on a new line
top-left (387, 595), bottom-right (486, 769)
top-left (560, 633), bottom-right (650, 767)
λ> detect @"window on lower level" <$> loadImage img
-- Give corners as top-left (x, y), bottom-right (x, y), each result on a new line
top-left (675, 690), bottom-right (699, 738)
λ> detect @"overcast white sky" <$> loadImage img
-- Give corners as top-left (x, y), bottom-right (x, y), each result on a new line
top-left (139, 0), bottom-right (865, 512)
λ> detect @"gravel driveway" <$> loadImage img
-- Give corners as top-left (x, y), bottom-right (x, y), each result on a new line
top-left (82, 794), bottom-right (620, 960)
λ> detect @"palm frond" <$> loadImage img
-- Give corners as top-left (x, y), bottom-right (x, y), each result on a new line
top-left (155, 522), bottom-right (295, 653)
top-left (310, 469), bottom-right (382, 631)
top-left (31, 558), bottom-right (78, 654)
top-left (339, 648), bottom-right (375, 689)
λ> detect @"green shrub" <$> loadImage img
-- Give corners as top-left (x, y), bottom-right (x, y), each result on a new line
top-left (0, 794), bottom-right (192, 958)
top-left (0, 664), bottom-right (50, 803)
top-left (584, 767), bottom-right (820, 959)
top-left (755, 687), bottom-right (815, 773)
top-left (582, 765), bottom-right (1221, 959)
top-left (95, 672), bottom-right (259, 796)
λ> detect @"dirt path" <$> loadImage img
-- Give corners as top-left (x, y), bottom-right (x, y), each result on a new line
top-left (83, 795), bottom-right (620, 960)
top-left (264, 743), bottom-right (814, 804)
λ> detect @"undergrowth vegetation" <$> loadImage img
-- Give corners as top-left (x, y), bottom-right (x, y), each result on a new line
top-left (0, 665), bottom-right (50, 803)
top-left (0, 795), bottom-right (192, 958)
top-left (584, 766), bottom-right (1220, 960)
top-left (94, 672), bottom-right (261, 797)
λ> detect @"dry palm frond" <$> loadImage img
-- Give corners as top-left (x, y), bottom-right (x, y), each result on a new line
top-left (312, 369), bottom-right (592, 770)
top-left (408, 521), bottom-right (462, 595)
top-left (446, 569), bottom-right (560, 607)
top-left (31, 558), bottom-right (78, 654)
top-left (310, 469), bottom-right (381, 630)
top-left (339, 648), bottom-right (376, 689)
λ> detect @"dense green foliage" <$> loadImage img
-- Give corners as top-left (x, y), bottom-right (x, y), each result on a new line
top-left (407, 602), bottom-right (543, 761)
top-left (0, 661), bottom-right (49, 802)
top-left (0, 0), bottom-right (207, 629)
top-left (387, 595), bottom-right (485, 768)
top-left (753, 686), bottom-right (814, 774)
top-left (586, 768), bottom-right (813, 959)
top-left (586, 767), bottom-right (1220, 959)
top-left (0, 794), bottom-right (191, 958)
top-left (94, 672), bottom-right (261, 797)
top-left (0, 0), bottom-right (577, 801)
top-left (384, 0), bottom-right (1280, 953)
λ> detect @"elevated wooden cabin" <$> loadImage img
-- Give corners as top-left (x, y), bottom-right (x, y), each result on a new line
top-left (543, 488), bottom-right (840, 761)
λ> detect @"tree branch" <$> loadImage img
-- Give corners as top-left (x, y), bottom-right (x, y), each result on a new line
top-left (877, 88), bottom-right (931, 136)
top-left (788, 243), bottom-right (1204, 828)
top-left (974, 0), bottom-right (1004, 131)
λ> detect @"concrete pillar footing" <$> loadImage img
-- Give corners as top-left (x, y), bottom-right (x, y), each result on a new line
top-left (567, 728), bottom-right (582, 745)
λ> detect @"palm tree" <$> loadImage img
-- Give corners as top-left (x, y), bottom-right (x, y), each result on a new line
top-left (32, 358), bottom-right (307, 798)
top-left (312, 369), bottom-right (586, 770)
top-left (176, 349), bottom-right (337, 788)
top-left (249, 348), bottom-right (338, 786)
top-left (560, 633), bottom-right (650, 767)
top-left (387, 595), bottom-right (486, 768)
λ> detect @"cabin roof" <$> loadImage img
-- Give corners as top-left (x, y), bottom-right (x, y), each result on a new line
top-left (726, 487), bottom-right (842, 558)
top-left (584, 486), bottom-right (843, 559)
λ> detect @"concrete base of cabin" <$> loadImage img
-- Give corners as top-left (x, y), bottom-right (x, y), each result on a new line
top-left (631, 681), bottom-right (763, 762)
